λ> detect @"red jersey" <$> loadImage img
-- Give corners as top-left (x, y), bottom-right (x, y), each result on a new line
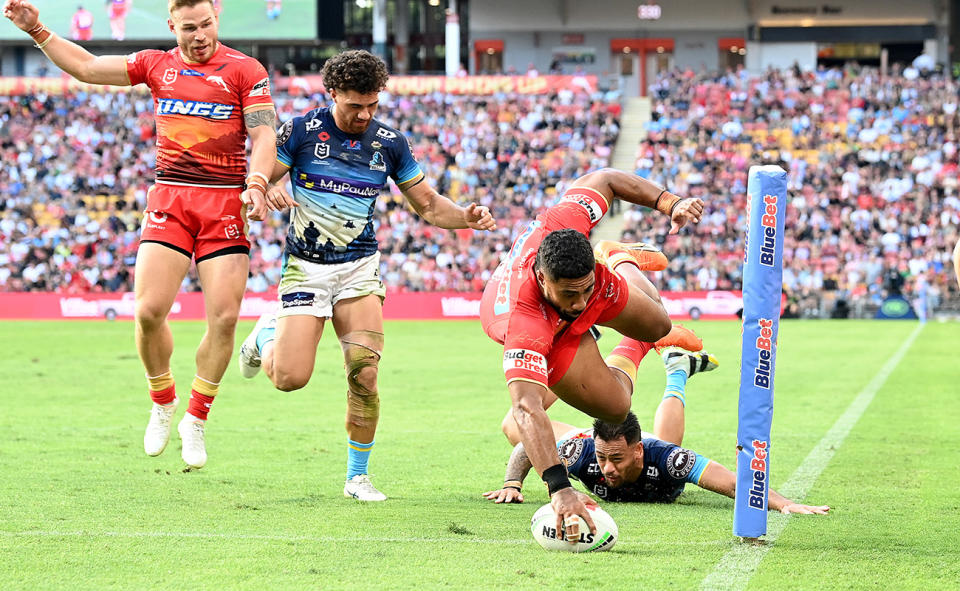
top-left (125, 44), bottom-right (273, 187)
top-left (480, 187), bottom-right (629, 388)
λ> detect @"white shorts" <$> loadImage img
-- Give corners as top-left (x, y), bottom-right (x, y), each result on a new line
top-left (277, 252), bottom-right (386, 318)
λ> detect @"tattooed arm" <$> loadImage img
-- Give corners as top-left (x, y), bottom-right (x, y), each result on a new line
top-left (481, 442), bottom-right (535, 504)
top-left (241, 107), bottom-right (277, 221)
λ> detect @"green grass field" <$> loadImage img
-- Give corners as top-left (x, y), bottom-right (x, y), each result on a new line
top-left (1, 0), bottom-right (315, 40)
top-left (1, 319), bottom-right (958, 590)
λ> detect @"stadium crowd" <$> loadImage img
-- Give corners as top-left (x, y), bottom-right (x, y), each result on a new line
top-left (1, 64), bottom-right (958, 318)
top-left (625, 63), bottom-right (960, 318)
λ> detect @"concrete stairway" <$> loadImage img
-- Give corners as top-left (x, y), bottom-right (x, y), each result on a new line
top-left (591, 96), bottom-right (652, 243)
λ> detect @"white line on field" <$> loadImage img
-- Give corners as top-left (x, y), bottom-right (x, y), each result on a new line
top-left (700, 323), bottom-right (922, 591)
top-left (0, 530), bottom-right (723, 547)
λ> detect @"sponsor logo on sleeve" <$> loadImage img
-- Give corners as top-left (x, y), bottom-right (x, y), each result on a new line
top-left (248, 76), bottom-right (270, 97)
top-left (276, 119), bottom-right (293, 146)
top-left (127, 53), bottom-right (137, 64)
top-left (665, 447), bottom-right (696, 479)
top-left (560, 193), bottom-right (603, 223)
top-left (503, 348), bottom-right (548, 381)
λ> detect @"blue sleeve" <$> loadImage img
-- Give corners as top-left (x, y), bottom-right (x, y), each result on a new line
top-left (390, 132), bottom-right (424, 186)
top-left (557, 435), bottom-right (595, 481)
top-left (686, 454), bottom-right (710, 485)
top-left (276, 117), bottom-right (300, 168)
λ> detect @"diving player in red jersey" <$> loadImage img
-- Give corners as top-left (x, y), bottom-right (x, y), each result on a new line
top-left (4, 0), bottom-right (277, 469)
top-left (479, 168), bottom-right (704, 541)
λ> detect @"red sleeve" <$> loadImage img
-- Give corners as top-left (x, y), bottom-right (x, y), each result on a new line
top-left (239, 59), bottom-right (273, 111)
top-left (125, 49), bottom-right (162, 87)
top-left (540, 187), bottom-right (610, 237)
top-left (502, 299), bottom-right (553, 388)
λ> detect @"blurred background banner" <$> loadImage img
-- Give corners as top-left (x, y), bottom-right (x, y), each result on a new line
top-left (0, 0), bottom-right (316, 41)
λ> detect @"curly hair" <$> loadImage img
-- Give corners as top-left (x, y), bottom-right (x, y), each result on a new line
top-left (534, 229), bottom-right (595, 280)
top-left (592, 411), bottom-right (642, 446)
top-left (321, 50), bottom-right (389, 95)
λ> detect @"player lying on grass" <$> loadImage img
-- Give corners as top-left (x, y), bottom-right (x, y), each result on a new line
top-left (478, 167), bottom-right (705, 540)
top-left (484, 347), bottom-right (830, 514)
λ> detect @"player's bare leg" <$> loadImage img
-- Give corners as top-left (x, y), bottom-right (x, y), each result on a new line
top-left (262, 314), bottom-right (326, 391)
top-left (171, 251), bottom-right (248, 469)
top-left (550, 333), bottom-right (634, 423)
top-left (135, 242), bottom-right (191, 458)
top-left (333, 294), bottom-right (387, 501)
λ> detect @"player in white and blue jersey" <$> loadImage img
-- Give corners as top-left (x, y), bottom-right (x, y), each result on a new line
top-left (485, 347), bottom-right (830, 514)
top-left (238, 50), bottom-right (495, 501)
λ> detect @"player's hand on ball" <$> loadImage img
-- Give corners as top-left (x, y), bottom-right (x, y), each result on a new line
top-left (463, 202), bottom-right (496, 231)
top-left (780, 502), bottom-right (830, 515)
top-left (550, 487), bottom-right (597, 544)
top-left (482, 487), bottom-right (524, 504)
top-left (669, 197), bottom-right (704, 235)
top-left (265, 184), bottom-right (298, 212)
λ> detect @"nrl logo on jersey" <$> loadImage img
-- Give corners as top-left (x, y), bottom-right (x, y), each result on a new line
top-left (314, 143), bottom-right (330, 159)
top-left (162, 68), bottom-right (178, 85)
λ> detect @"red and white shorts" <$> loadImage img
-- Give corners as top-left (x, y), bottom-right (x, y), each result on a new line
top-left (140, 183), bottom-right (249, 260)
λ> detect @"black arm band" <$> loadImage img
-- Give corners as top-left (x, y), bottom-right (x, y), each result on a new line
top-left (542, 463), bottom-right (572, 496)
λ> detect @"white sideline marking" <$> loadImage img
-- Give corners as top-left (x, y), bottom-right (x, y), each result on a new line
top-left (0, 530), bottom-right (723, 547)
top-left (700, 324), bottom-right (922, 591)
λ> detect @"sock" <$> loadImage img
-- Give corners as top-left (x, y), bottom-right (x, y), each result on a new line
top-left (347, 439), bottom-right (374, 479)
top-left (186, 375), bottom-right (219, 421)
top-left (147, 371), bottom-right (176, 405)
top-left (663, 369), bottom-right (689, 406)
top-left (605, 337), bottom-right (655, 386)
top-left (256, 325), bottom-right (276, 355)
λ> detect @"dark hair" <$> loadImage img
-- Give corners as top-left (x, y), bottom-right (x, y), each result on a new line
top-left (321, 50), bottom-right (389, 95)
top-left (534, 229), bottom-right (594, 280)
top-left (592, 411), bottom-right (642, 445)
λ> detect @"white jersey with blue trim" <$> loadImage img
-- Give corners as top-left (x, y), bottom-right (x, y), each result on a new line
top-left (276, 106), bottom-right (424, 264)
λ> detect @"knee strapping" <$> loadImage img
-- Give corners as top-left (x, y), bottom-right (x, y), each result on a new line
top-left (341, 331), bottom-right (383, 421)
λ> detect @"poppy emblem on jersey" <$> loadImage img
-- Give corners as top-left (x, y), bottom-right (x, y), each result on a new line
top-left (318, 131), bottom-right (330, 141)
top-left (305, 118), bottom-right (322, 131)
top-left (162, 68), bottom-right (178, 85)
top-left (314, 143), bottom-right (330, 159)
top-left (368, 152), bottom-right (386, 172)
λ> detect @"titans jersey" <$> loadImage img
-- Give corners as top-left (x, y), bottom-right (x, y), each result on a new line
top-left (557, 430), bottom-right (711, 503)
top-left (276, 107), bottom-right (424, 264)
top-left (126, 44), bottom-right (273, 186)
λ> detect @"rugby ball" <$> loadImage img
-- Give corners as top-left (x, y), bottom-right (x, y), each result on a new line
top-left (530, 502), bottom-right (618, 553)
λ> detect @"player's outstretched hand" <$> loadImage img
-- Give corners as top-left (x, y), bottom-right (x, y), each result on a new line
top-left (463, 202), bottom-right (496, 231)
top-left (3, 0), bottom-right (40, 30)
top-left (265, 184), bottom-right (298, 212)
top-left (482, 487), bottom-right (524, 504)
top-left (779, 502), bottom-right (830, 515)
top-left (669, 197), bottom-right (704, 235)
top-left (550, 487), bottom-right (597, 544)
top-left (241, 187), bottom-right (268, 222)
